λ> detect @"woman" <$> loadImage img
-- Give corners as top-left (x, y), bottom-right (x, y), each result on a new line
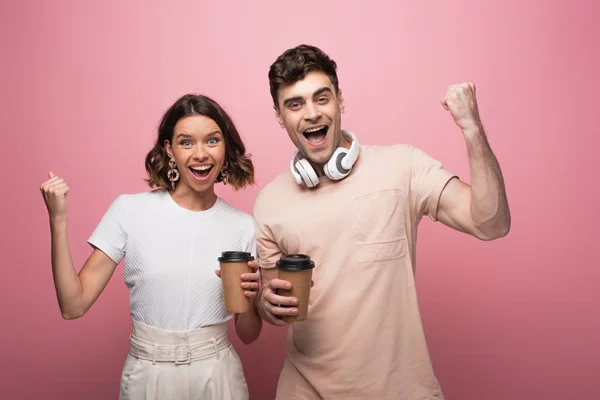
top-left (39, 94), bottom-right (262, 399)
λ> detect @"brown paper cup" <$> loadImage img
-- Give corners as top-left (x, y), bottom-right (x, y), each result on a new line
top-left (218, 251), bottom-right (254, 313)
top-left (276, 254), bottom-right (315, 323)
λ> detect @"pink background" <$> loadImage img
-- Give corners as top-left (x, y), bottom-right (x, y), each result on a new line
top-left (2, 0), bottom-right (598, 399)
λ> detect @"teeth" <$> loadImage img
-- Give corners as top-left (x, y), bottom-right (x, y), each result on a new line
top-left (304, 126), bottom-right (326, 133)
top-left (190, 165), bottom-right (212, 171)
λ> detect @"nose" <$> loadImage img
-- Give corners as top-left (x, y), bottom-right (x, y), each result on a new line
top-left (193, 144), bottom-right (209, 161)
top-left (303, 102), bottom-right (322, 122)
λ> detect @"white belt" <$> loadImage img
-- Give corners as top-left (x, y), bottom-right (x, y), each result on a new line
top-left (128, 331), bottom-right (230, 365)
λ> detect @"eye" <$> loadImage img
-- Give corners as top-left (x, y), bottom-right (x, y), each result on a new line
top-left (180, 140), bottom-right (193, 147)
top-left (207, 137), bottom-right (221, 146)
top-left (289, 102), bottom-right (301, 110)
top-left (317, 96), bottom-right (329, 104)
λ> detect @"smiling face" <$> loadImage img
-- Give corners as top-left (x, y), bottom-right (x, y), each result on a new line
top-left (275, 71), bottom-right (346, 166)
top-left (164, 115), bottom-right (226, 194)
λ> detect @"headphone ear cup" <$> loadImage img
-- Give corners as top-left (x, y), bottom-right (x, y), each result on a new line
top-left (324, 147), bottom-right (350, 180)
top-left (289, 159), bottom-right (303, 185)
top-left (296, 159), bottom-right (320, 188)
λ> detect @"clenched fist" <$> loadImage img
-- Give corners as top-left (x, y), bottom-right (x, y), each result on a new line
top-left (441, 82), bottom-right (482, 131)
top-left (40, 171), bottom-right (70, 222)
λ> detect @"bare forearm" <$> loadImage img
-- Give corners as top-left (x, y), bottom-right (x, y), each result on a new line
top-left (464, 124), bottom-right (511, 238)
top-left (234, 299), bottom-right (263, 344)
top-left (50, 219), bottom-right (84, 318)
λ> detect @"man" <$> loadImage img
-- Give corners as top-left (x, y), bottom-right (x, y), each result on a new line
top-left (253, 44), bottom-right (510, 399)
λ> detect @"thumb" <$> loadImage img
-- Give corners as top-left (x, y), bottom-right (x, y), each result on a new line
top-left (215, 270), bottom-right (222, 278)
top-left (48, 171), bottom-right (56, 179)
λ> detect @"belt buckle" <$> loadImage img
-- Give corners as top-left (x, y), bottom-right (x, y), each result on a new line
top-left (174, 345), bottom-right (191, 365)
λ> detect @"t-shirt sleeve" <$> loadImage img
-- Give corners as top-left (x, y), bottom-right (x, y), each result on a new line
top-left (253, 216), bottom-right (282, 270)
top-left (87, 195), bottom-right (128, 264)
top-left (410, 146), bottom-right (457, 222)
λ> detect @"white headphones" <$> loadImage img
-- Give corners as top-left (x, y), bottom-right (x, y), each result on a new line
top-left (289, 130), bottom-right (360, 188)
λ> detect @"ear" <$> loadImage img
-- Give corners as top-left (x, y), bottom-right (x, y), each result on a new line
top-left (338, 89), bottom-right (345, 114)
top-left (164, 140), bottom-right (174, 159)
top-left (274, 105), bottom-right (284, 129)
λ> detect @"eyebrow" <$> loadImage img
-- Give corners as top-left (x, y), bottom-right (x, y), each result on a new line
top-left (313, 87), bottom-right (333, 98)
top-left (282, 87), bottom-right (333, 107)
top-left (175, 130), bottom-right (222, 140)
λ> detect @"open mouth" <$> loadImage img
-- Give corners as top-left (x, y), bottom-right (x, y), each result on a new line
top-left (303, 125), bottom-right (329, 145)
top-left (189, 164), bottom-right (213, 180)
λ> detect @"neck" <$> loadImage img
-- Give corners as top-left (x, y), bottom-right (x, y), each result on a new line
top-left (308, 160), bottom-right (326, 177)
top-left (169, 185), bottom-right (217, 211)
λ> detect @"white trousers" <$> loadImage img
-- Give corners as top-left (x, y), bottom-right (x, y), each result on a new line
top-left (119, 321), bottom-right (249, 400)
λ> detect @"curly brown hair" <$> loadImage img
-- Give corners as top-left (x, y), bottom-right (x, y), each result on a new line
top-left (145, 94), bottom-right (254, 191)
top-left (268, 44), bottom-right (340, 108)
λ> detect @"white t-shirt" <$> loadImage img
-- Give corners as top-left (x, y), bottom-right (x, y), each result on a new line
top-left (88, 190), bottom-right (255, 331)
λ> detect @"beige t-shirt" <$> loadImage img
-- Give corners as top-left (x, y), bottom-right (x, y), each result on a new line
top-left (254, 144), bottom-right (456, 399)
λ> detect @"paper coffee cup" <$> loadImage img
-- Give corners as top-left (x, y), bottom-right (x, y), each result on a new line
top-left (218, 251), bottom-right (254, 313)
top-left (276, 254), bottom-right (315, 322)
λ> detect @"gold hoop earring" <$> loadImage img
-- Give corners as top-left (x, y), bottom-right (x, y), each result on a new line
top-left (167, 158), bottom-right (180, 191)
